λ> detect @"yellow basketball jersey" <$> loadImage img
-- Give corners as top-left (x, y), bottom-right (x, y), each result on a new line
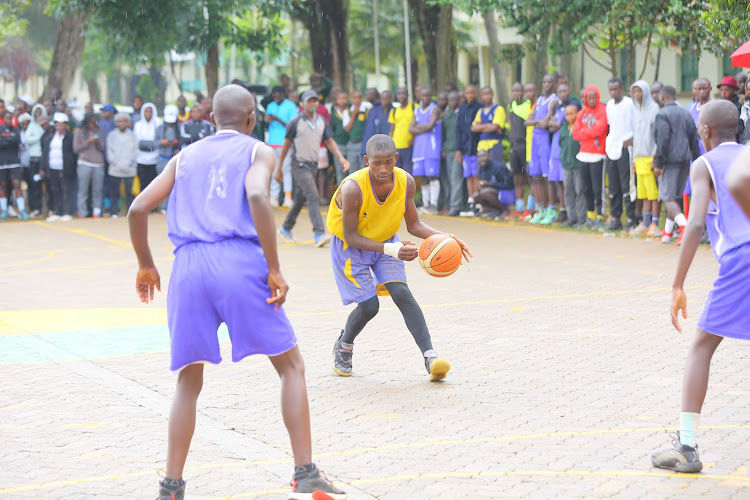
top-left (327, 167), bottom-right (408, 244)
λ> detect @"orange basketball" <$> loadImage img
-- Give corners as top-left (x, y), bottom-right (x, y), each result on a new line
top-left (419, 234), bottom-right (462, 277)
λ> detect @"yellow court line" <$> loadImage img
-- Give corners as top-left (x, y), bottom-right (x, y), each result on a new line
top-left (2, 424), bottom-right (748, 495)
top-left (0, 284), bottom-right (706, 337)
top-left (32, 221), bottom-right (130, 246)
top-left (214, 469), bottom-right (750, 499)
top-left (0, 251), bottom-right (55, 269)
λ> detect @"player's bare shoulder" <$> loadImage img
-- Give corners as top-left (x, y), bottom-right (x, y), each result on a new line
top-left (338, 178), bottom-right (363, 210)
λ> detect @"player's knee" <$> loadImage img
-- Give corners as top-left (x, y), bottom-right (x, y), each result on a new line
top-left (176, 365), bottom-right (204, 396)
top-left (358, 296), bottom-right (380, 320)
top-left (384, 282), bottom-right (413, 304)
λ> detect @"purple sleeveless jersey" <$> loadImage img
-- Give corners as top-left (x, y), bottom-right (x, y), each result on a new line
top-left (412, 103), bottom-right (441, 161)
top-left (697, 142), bottom-right (750, 340)
top-left (529, 94), bottom-right (556, 177)
top-left (168, 131), bottom-right (262, 250)
top-left (701, 142), bottom-right (750, 260)
top-left (165, 130), bottom-right (297, 371)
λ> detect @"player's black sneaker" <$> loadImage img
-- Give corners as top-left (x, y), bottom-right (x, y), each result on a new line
top-left (332, 333), bottom-right (353, 377)
top-left (424, 349), bottom-right (450, 382)
top-left (651, 432), bottom-right (702, 473)
top-left (289, 464), bottom-right (347, 499)
top-left (156, 478), bottom-right (185, 500)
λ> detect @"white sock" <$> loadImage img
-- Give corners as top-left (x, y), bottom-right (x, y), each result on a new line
top-left (421, 182), bottom-right (430, 206)
top-left (674, 213), bottom-right (687, 227)
top-left (665, 218), bottom-right (675, 234)
top-left (93, 207), bottom-right (101, 216)
top-left (16, 197), bottom-right (25, 213)
top-left (429, 179), bottom-right (440, 207)
top-left (679, 412), bottom-right (699, 447)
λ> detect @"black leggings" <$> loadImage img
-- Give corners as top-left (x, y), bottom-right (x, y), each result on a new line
top-left (340, 282), bottom-right (433, 354)
top-left (580, 160), bottom-right (604, 215)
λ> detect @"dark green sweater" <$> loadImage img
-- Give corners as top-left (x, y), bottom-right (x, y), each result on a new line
top-left (559, 122), bottom-right (580, 169)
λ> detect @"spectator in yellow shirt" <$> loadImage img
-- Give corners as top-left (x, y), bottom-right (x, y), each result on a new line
top-left (389, 87), bottom-right (415, 174)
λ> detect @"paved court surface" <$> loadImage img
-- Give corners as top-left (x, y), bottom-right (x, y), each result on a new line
top-left (1, 210), bottom-right (749, 499)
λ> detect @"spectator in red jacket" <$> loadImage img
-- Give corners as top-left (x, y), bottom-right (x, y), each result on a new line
top-left (572, 85), bottom-right (608, 229)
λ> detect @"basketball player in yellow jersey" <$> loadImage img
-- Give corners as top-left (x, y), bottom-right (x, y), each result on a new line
top-left (327, 134), bottom-right (472, 381)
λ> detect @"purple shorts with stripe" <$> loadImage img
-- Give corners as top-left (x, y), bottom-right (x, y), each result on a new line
top-left (548, 158), bottom-right (564, 182)
top-left (413, 159), bottom-right (441, 177)
top-left (529, 131), bottom-right (551, 177)
top-left (463, 156), bottom-right (478, 178)
top-left (697, 242), bottom-right (750, 340)
top-left (331, 235), bottom-right (407, 305)
top-left (167, 238), bottom-right (297, 371)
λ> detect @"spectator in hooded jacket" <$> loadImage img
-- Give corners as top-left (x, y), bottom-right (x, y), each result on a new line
top-left (134, 102), bottom-right (160, 192)
top-left (24, 103), bottom-right (47, 217)
top-left (628, 80), bottom-right (661, 237)
top-left (106, 113), bottom-right (138, 217)
top-left (572, 85), bottom-right (608, 229)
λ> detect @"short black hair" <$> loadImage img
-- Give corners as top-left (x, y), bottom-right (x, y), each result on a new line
top-left (133, 95), bottom-right (143, 100)
top-left (660, 85), bottom-right (677, 99)
top-left (365, 134), bottom-right (396, 157)
top-left (608, 77), bottom-right (623, 87)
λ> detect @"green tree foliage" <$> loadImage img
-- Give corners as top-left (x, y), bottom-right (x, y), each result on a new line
top-left (701, 0), bottom-right (750, 51)
top-left (0, 1), bottom-right (30, 43)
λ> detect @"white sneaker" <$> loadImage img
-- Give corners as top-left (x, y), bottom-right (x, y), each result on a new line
top-left (459, 210), bottom-right (476, 217)
top-left (30, 210), bottom-right (40, 218)
top-left (60, 215), bottom-right (73, 221)
top-left (7, 206), bottom-right (18, 217)
top-left (282, 197), bottom-right (294, 208)
top-left (46, 214), bottom-right (60, 222)
top-left (270, 198), bottom-right (280, 208)
top-left (111, 214), bottom-right (119, 219)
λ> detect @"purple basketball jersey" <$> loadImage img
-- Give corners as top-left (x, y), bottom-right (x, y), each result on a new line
top-left (412, 103), bottom-right (441, 161)
top-left (167, 130), bottom-right (262, 251)
top-left (550, 101), bottom-right (565, 161)
top-left (701, 142), bottom-right (750, 260)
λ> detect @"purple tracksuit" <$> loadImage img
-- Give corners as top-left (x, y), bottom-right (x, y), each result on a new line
top-left (412, 103), bottom-right (441, 177)
top-left (697, 142), bottom-right (750, 340)
top-left (684, 101), bottom-right (708, 195)
top-left (166, 130), bottom-right (296, 371)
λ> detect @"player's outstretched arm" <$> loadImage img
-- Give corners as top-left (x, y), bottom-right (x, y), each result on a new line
top-left (404, 175), bottom-right (472, 261)
top-left (247, 144), bottom-right (288, 310)
top-left (128, 155), bottom-right (178, 303)
top-left (671, 159), bottom-right (711, 332)
top-left (728, 147), bottom-right (750, 220)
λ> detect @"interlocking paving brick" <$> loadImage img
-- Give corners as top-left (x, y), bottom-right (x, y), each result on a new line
top-left (0, 214), bottom-right (748, 498)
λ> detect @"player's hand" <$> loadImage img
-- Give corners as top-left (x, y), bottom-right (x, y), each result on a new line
top-left (274, 167), bottom-right (283, 184)
top-left (266, 269), bottom-right (289, 310)
top-left (398, 241), bottom-right (418, 261)
top-left (450, 234), bottom-right (473, 263)
top-left (136, 266), bottom-right (161, 303)
top-left (341, 158), bottom-right (351, 172)
top-left (671, 288), bottom-right (687, 333)
top-left (455, 151), bottom-right (463, 164)
top-left (654, 167), bottom-right (663, 179)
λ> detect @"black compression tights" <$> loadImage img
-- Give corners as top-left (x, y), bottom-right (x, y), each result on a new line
top-left (340, 282), bottom-right (433, 354)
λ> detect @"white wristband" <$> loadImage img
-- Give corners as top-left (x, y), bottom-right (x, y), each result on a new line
top-left (383, 242), bottom-right (403, 259)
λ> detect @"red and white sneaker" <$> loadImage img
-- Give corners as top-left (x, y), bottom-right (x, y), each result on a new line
top-left (660, 231), bottom-right (673, 244)
top-left (675, 226), bottom-right (686, 245)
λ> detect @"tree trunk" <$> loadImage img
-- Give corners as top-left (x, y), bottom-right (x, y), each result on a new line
top-left (327, 0), bottom-right (352, 92)
top-left (483, 11), bottom-right (509, 107)
top-left (654, 47), bottom-right (662, 82)
top-left (409, 1), bottom-right (456, 92)
top-left (205, 40), bottom-right (220, 98)
top-left (607, 29), bottom-right (617, 78)
top-left (532, 28), bottom-right (549, 90)
top-left (86, 78), bottom-right (99, 104)
top-left (41, 12), bottom-right (90, 102)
